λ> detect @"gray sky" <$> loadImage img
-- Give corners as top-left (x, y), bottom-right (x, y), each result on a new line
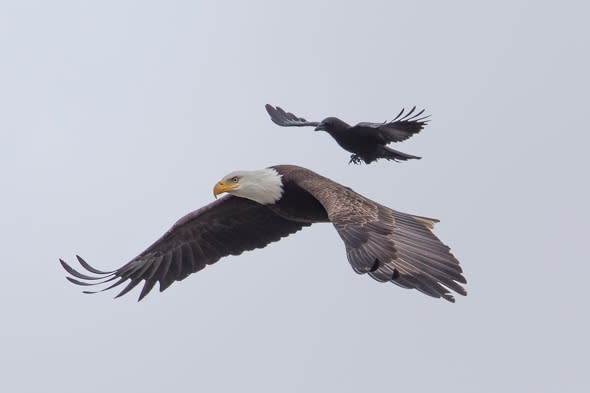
top-left (1, 1), bottom-right (588, 392)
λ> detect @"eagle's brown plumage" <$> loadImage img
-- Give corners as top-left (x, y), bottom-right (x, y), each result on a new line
top-left (61, 165), bottom-right (466, 302)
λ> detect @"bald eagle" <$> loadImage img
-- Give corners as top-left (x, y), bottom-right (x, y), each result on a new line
top-left (60, 165), bottom-right (466, 302)
top-left (265, 104), bottom-right (428, 164)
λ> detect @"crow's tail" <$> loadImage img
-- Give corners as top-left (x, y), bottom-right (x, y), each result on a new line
top-left (379, 146), bottom-right (421, 161)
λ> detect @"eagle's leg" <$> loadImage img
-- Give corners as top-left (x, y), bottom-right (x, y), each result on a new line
top-left (348, 154), bottom-right (362, 165)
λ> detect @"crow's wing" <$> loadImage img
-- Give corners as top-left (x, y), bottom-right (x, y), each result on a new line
top-left (60, 195), bottom-right (309, 300)
top-left (265, 104), bottom-right (320, 127)
top-left (354, 106), bottom-right (430, 143)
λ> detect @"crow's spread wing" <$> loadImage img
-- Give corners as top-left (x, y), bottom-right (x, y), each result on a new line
top-left (354, 106), bottom-right (430, 143)
top-left (265, 104), bottom-right (320, 127)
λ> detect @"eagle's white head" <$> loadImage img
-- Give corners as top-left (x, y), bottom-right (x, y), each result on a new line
top-left (213, 168), bottom-right (284, 205)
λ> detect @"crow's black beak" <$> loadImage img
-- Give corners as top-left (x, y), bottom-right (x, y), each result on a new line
top-left (314, 125), bottom-right (324, 132)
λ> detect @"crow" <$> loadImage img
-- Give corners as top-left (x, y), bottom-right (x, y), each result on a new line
top-left (265, 104), bottom-right (429, 165)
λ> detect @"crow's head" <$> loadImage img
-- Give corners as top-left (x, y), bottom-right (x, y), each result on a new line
top-left (315, 117), bottom-right (349, 132)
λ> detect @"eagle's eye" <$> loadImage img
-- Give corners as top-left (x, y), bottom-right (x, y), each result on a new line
top-left (230, 176), bottom-right (239, 183)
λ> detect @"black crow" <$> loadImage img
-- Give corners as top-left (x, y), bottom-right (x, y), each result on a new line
top-left (265, 104), bottom-right (429, 164)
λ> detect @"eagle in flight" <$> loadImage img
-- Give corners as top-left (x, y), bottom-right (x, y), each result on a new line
top-left (61, 165), bottom-right (466, 302)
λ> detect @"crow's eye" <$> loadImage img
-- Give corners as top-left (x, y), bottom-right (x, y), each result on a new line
top-left (231, 176), bottom-right (239, 183)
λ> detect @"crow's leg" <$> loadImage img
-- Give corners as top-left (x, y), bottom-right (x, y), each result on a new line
top-left (348, 154), bottom-right (362, 165)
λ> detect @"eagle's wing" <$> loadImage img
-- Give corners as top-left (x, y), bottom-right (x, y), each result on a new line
top-left (60, 196), bottom-right (308, 300)
top-left (354, 106), bottom-right (430, 143)
top-left (296, 172), bottom-right (465, 302)
top-left (265, 104), bottom-right (320, 127)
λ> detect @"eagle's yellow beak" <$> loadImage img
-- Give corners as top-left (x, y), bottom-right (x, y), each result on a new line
top-left (213, 180), bottom-right (237, 198)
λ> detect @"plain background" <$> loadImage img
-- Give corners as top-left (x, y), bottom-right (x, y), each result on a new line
top-left (1, 1), bottom-right (588, 392)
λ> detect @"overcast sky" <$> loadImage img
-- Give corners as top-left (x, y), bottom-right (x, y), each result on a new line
top-left (1, 1), bottom-right (589, 392)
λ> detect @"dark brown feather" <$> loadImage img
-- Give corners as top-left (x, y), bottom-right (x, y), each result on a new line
top-left (61, 195), bottom-right (308, 300)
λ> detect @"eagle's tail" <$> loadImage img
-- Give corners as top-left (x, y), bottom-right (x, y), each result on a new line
top-left (410, 214), bottom-right (440, 229)
top-left (379, 146), bottom-right (421, 161)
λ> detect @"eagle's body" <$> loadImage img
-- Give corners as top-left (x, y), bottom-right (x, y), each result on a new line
top-left (61, 165), bottom-right (466, 302)
top-left (265, 105), bottom-right (429, 164)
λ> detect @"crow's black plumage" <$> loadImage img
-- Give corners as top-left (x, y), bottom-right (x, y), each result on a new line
top-left (265, 104), bottom-right (429, 164)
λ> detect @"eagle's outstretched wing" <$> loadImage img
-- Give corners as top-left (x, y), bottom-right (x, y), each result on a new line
top-left (265, 104), bottom-right (320, 127)
top-left (285, 166), bottom-right (466, 302)
top-left (60, 196), bottom-right (308, 300)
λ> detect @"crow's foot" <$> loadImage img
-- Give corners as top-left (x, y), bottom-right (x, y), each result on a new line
top-left (348, 154), bottom-right (362, 165)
